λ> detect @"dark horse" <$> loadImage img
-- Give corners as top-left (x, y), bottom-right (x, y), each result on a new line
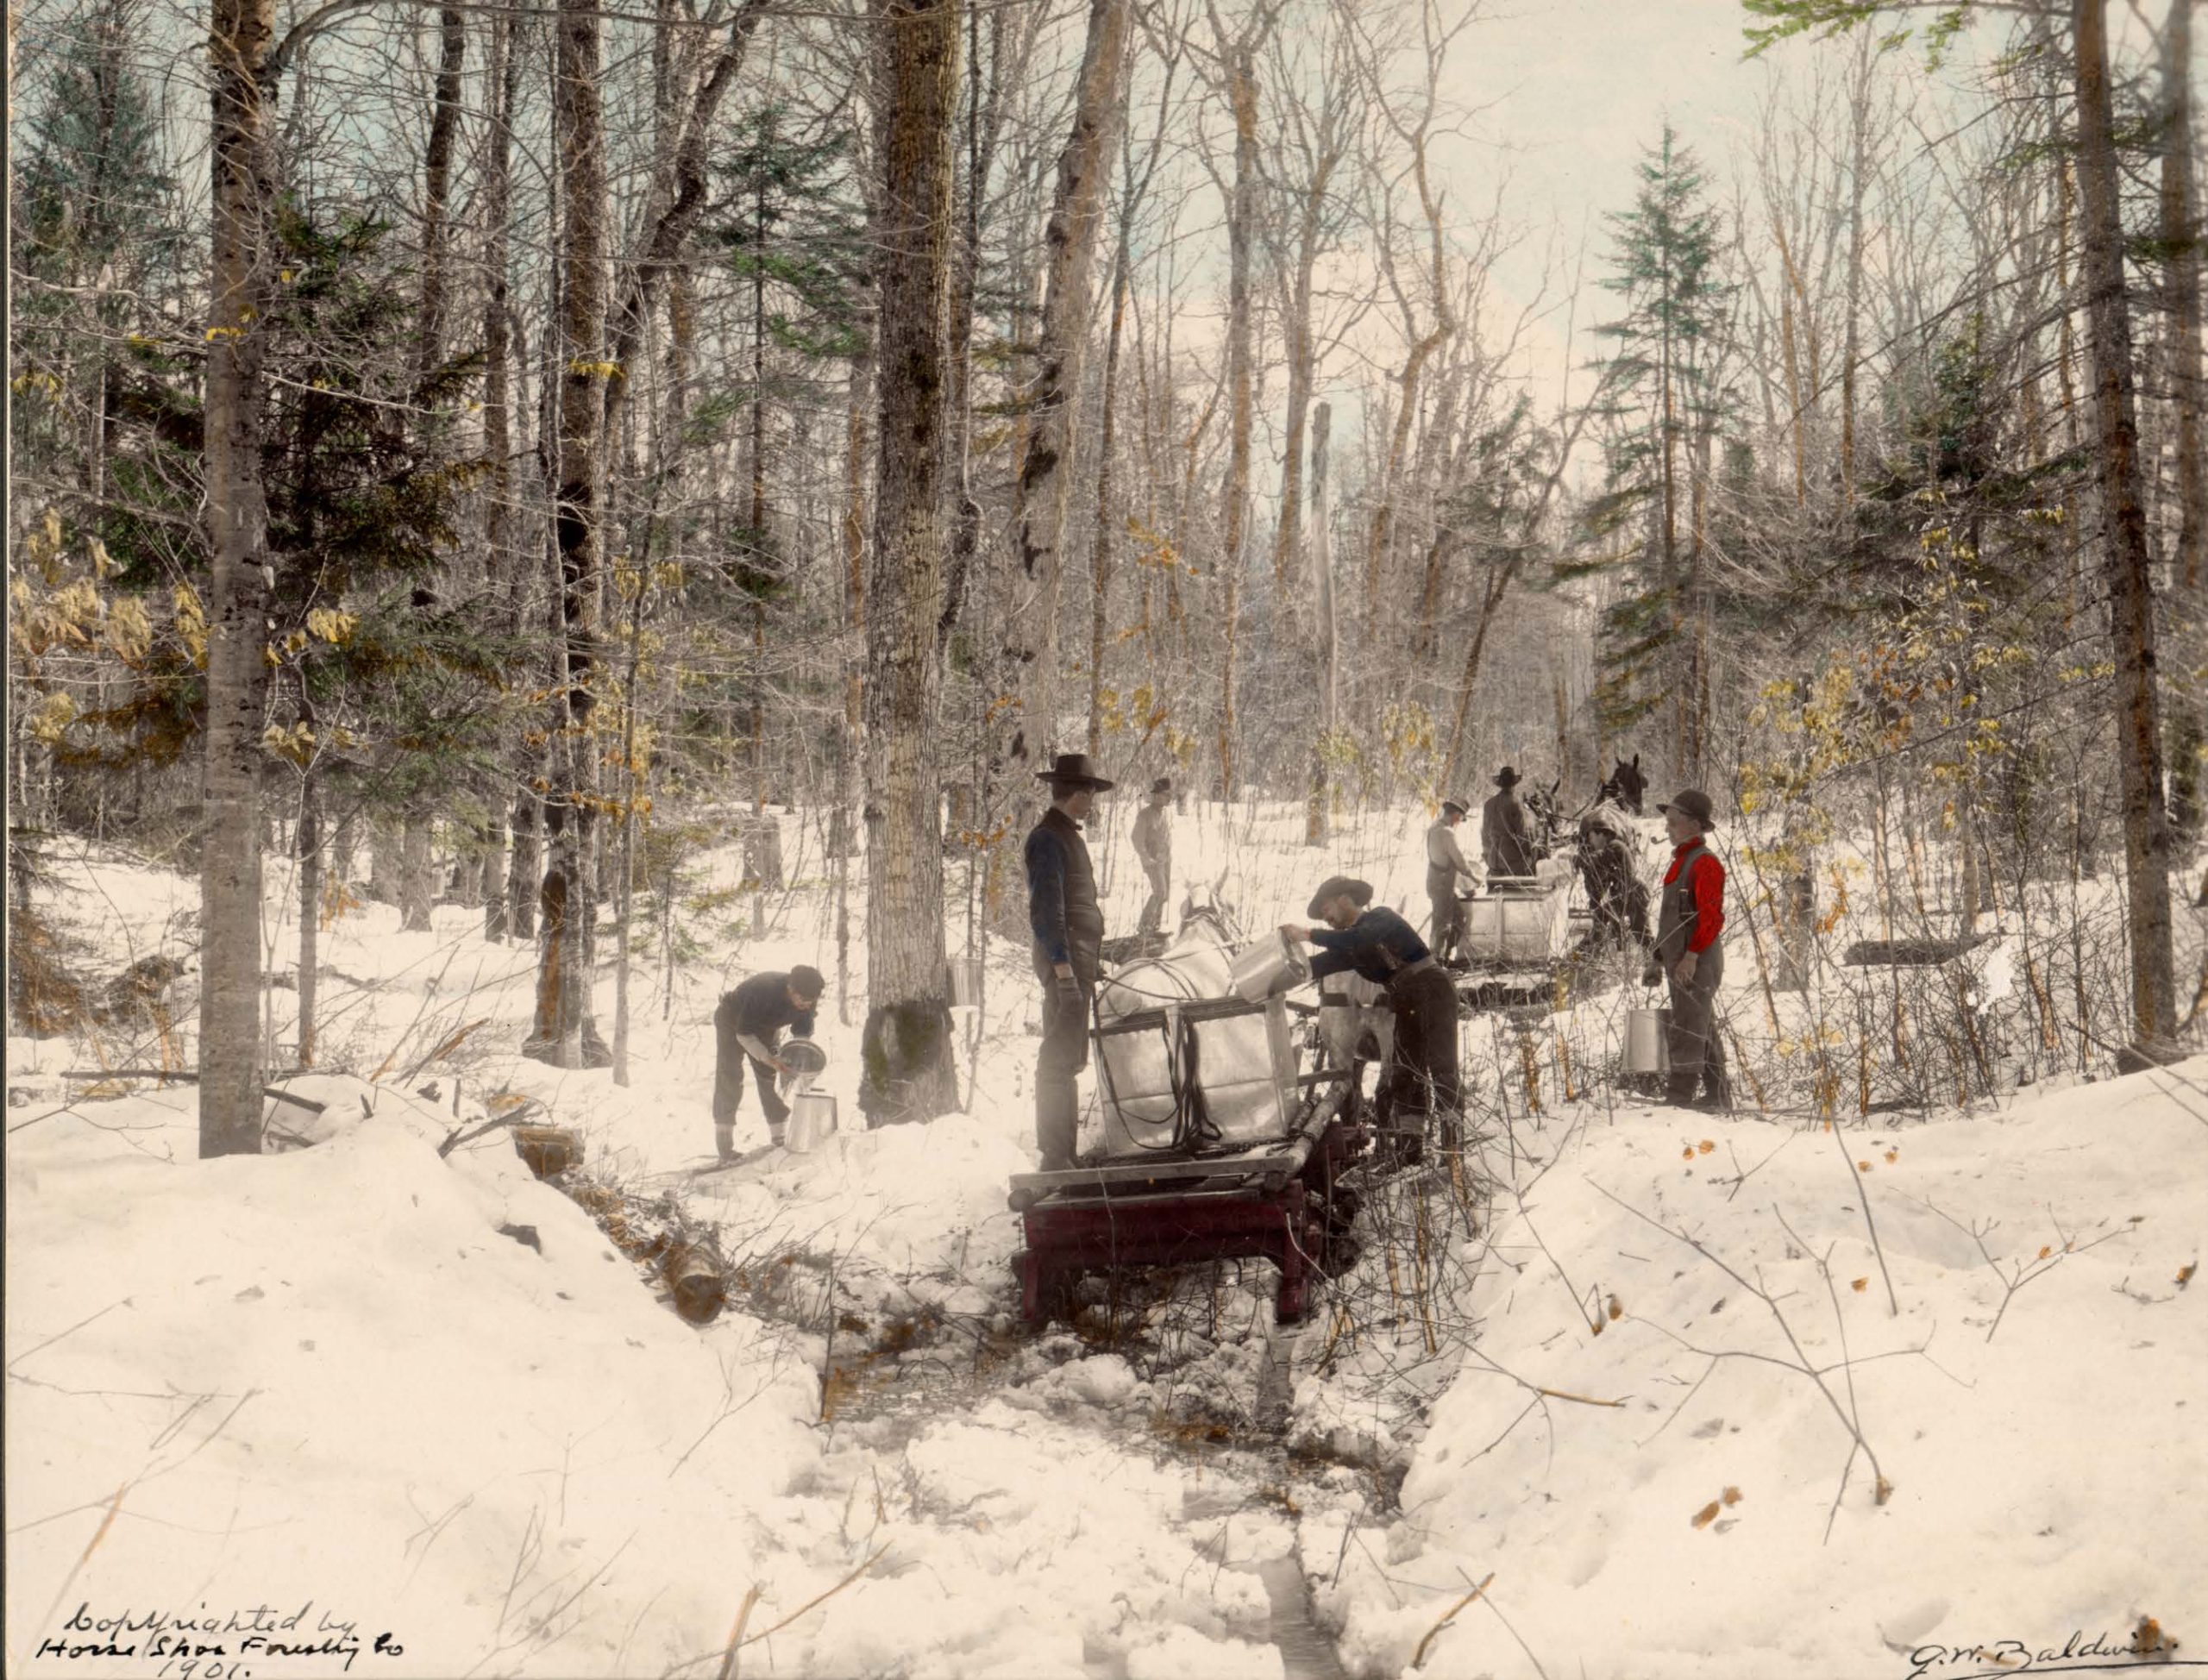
top-left (1521, 776), bottom-right (1565, 860)
top-left (1571, 755), bottom-right (1651, 955)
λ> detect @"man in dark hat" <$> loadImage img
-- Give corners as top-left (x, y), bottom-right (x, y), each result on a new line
top-left (1425, 798), bottom-right (1477, 966)
top-left (1027, 753), bottom-right (1114, 1170)
top-left (1483, 766), bottom-right (1537, 880)
top-left (1132, 776), bottom-right (1174, 937)
top-left (712, 964), bottom-right (825, 1158)
top-left (1642, 788), bottom-right (1732, 1111)
top-left (1282, 878), bottom-right (1460, 1157)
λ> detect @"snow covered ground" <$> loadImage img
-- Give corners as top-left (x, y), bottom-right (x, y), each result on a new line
top-left (7, 805), bottom-right (2205, 1678)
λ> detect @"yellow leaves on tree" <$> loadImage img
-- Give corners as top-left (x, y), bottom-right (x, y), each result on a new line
top-left (174, 582), bottom-right (209, 668)
top-left (27, 691), bottom-right (78, 746)
top-left (262, 721), bottom-right (317, 768)
top-left (306, 606), bottom-right (359, 645)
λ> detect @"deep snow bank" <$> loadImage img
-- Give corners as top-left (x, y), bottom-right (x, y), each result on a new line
top-left (4, 1076), bottom-right (841, 1677)
top-left (1314, 1064), bottom-right (2208, 1679)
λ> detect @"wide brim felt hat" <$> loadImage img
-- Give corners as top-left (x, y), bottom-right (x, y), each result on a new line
top-left (1494, 766), bottom-right (1521, 787)
top-left (1658, 789), bottom-right (1717, 828)
top-left (1306, 875), bottom-right (1374, 918)
top-left (1037, 752), bottom-right (1115, 792)
top-left (1441, 799), bottom-right (1469, 816)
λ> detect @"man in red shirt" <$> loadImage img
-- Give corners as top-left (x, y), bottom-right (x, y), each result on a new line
top-left (1642, 788), bottom-right (1733, 1111)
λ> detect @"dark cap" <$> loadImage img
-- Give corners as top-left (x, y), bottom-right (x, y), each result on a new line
top-left (1037, 751), bottom-right (1115, 792)
top-left (1658, 789), bottom-right (1716, 830)
top-left (1494, 765), bottom-right (1521, 787)
top-left (788, 964), bottom-right (825, 1000)
top-left (1305, 876), bottom-right (1374, 918)
top-left (1151, 776), bottom-right (1172, 794)
top-left (1441, 798), bottom-right (1469, 817)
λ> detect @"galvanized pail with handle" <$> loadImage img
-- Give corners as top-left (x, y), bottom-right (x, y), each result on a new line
top-left (1624, 1006), bottom-right (1670, 1075)
top-left (1229, 931), bottom-right (1311, 1003)
top-left (780, 1037), bottom-right (828, 1098)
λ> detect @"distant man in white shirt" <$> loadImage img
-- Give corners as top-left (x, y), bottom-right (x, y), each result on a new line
top-left (1424, 798), bottom-right (1477, 964)
top-left (1132, 776), bottom-right (1174, 936)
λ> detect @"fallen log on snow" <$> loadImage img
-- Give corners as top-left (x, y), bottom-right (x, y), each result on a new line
top-left (1841, 931), bottom-right (1998, 968)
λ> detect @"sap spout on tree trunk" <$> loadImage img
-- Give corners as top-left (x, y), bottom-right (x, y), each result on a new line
top-left (859, 0), bottom-right (962, 1126)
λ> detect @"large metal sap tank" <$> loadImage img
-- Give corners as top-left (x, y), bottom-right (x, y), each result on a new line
top-left (1089, 923), bottom-right (1296, 1158)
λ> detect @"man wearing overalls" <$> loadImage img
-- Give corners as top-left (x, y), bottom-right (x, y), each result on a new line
top-left (1644, 789), bottom-right (1733, 1112)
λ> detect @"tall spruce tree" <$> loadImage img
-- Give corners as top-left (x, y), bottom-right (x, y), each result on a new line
top-left (1580, 126), bottom-right (1734, 776)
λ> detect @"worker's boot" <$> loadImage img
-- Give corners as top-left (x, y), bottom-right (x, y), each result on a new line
top-left (768, 1120), bottom-right (787, 1150)
top-left (714, 1123), bottom-right (738, 1163)
top-left (1700, 1067), bottom-right (1734, 1114)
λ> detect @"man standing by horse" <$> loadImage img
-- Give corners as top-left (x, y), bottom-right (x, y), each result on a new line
top-left (1482, 766), bottom-right (1538, 879)
top-left (1027, 752), bottom-right (1115, 1171)
top-left (1424, 798), bottom-right (1477, 966)
top-left (1642, 788), bottom-right (1733, 1112)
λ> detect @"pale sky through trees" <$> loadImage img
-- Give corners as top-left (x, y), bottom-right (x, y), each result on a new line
top-left (1449, 0), bottom-right (1785, 430)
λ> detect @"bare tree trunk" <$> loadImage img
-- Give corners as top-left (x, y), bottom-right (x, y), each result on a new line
top-left (399, 816), bottom-right (434, 931)
top-left (2162, 0), bottom-right (2205, 842)
top-left (527, 0), bottom-right (612, 1068)
top-left (837, 342), bottom-right (871, 1027)
top-left (1010, 0), bottom-right (1132, 762)
top-left (2075, 0), bottom-right (2178, 1048)
top-left (2168, 0), bottom-right (2203, 590)
top-left (199, 0), bottom-right (279, 1156)
top-left (1840, 29), bottom-right (1870, 510)
top-left (1772, 215), bottom-right (1808, 508)
top-left (1306, 401), bottom-right (1336, 846)
top-left (860, 0), bottom-right (961, 1125)
top-left (1214, 24), bottom-right (1258, 799)
top-left (1087, 248), bottom-right (1130, 755)
top-left (297, 774), bottom-right (320, 1066)
top-left (481, 8), bottom-right (518, 942)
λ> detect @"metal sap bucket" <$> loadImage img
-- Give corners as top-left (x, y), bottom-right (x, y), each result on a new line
top-left (1229, 931), bottom-right (1311, 1003)
top-left (1624, 1006), bottom-right (1671, 1075)
top-left (787, 1090), bottom-right (837, 1152)
top-left (950, 956), bottom-right (985, 1009)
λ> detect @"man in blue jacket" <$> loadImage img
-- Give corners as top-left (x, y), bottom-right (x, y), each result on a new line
top-left (1026, 753), bottom-right (1114, 1170)
top-left (1283, 876), bottom-right (1461, 1154)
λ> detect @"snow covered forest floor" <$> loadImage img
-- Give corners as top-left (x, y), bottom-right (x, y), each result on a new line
top-left (7, 801), bottom-right (2207, 1679)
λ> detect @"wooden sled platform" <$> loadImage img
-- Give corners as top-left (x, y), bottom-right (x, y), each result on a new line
top-left (1008, 1077), bottom-right (1364, 1328)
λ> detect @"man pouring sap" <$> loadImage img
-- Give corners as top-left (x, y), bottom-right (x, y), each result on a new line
top-left (1281, 876), bottom-right (1461, 1159)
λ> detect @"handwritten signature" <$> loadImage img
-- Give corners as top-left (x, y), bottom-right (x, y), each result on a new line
top-left (34, 1602), bottom-right (404, 1674)
top-left (1907, 1626), bottom-right (2190, 1679)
